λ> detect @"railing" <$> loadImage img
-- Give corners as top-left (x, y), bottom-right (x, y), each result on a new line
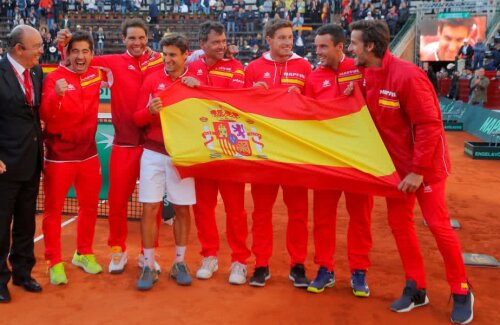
top-left (389, 14), bottom-right (416, 53)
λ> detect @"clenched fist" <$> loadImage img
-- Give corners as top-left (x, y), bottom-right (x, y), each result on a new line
top-left (55, 79), bottom-right (68, 96)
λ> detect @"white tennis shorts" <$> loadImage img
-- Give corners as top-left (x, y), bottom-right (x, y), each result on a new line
top-left (138, 149), bottom-right (196, 205)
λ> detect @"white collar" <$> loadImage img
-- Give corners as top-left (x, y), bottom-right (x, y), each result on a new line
top-left (7, 53), bottom-right (26, 79)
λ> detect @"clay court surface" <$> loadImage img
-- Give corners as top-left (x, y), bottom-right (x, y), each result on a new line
top-left (1, 131), bottom-right (499, 324)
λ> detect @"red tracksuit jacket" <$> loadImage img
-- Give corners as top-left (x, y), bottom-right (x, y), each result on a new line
top-left (305, 56), bottom-right (363, 99)
top-left (244, 52), bottom-right (312, 93)
top-left (91, 51), bottom-right (163, 146)
top-left (362, 51), bottom-right (451, 183)
top-left (133, 67), bottom-right (198, 155)
top-left (41, 66), bottom-right (104, 161)
top-left (189, 56), bottom-right (245, 88)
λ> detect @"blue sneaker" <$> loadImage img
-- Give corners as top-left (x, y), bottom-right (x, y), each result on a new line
top-left (137, 266), bottom-right (158, 291)
top-left (391, 280), bottom-right (429, 312)
top-left (351, 269), bottom-right (370, 297)
top-left (451, 290), bottom-right (474, 324)
top-left (307, 267), bottom-right (335, 293)
top-left (170, 262), bottom-right (192, 286)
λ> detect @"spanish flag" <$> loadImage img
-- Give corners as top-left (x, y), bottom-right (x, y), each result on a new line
top-left (159, 83), bottom-right (401, 197)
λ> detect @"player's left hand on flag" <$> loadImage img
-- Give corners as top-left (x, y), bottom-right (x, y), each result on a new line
top-left (148, 97), bottom-right (163, 115)
top-left (398, 172), bottom-right (424, 193)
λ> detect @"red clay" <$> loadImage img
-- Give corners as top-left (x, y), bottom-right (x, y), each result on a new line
top-left (2, 131), bottom-right (499, 325)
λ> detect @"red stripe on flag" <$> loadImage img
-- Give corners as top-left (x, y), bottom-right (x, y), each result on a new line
top-left (175, 160), bottom-right (402, 197)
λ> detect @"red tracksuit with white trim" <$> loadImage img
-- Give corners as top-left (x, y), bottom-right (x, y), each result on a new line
top-left (244, 52), bottom-right (312, 267)
top-left (189, 57), bottom-right (251, 263)
top-left (362, 51), bottom-right (468, 295)
top-left (305, 56), bottom-right (373, 272)
top-left (91, 52), bottom-right (163, 251)
top-left (40, 66), bottom-right (103, 267)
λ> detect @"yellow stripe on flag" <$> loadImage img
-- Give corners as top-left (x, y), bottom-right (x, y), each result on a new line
top-left (160, 98), bottom-right (395, 177)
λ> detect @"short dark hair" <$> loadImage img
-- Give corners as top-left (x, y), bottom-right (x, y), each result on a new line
top-left (121, 18), bottom-right (148, 37)
top-left (199, 21), bottom-right (225, 42)
top-left (437, 19), bottom-right (473, 33)
top-left (160, 33), bottom-right (189, 54)
top-left (316, 23), bottom-right (345, 45)
top-left (67, 31), bottom-right (94, 52)
top-left (264, 18), bottom-right (293, 38)
top-left (349, 20), bottom-right (390, 58)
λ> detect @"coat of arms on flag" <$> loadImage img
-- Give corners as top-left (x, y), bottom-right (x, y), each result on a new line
top-left (200, 107), bottom-right (265, 159)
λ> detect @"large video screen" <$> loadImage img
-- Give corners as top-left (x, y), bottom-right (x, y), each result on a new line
top-left (419, 16), bottom-right (486, 62)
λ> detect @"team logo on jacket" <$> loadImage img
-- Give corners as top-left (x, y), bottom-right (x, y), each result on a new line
top-left (199, 106), bottom-right (266, 159)
top-left (157, 83), bottom-right (166, 91)
top-left (263, 72), bottom-right (271, 79)
top-left (67, 84), bottom-right (76, 91)
top-left (322, 80), bottom-right (331, 88)
top-left (197, 69), bottom-right (203, 76)
top-left (128, 65), bottom-right (136, 71)
top-left (378, 89), bottom-right (400, 109)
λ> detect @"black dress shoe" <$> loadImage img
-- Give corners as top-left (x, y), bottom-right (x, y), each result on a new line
top-left (12, 277), bottom-right (42, 293)
top-left (0, 285), bottom-right (11, 303)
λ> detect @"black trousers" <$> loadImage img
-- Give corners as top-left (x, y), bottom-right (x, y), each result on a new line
top-left (0, 170), bottom-right (40, 285)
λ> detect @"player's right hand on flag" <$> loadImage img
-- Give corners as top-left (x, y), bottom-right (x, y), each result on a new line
top-left (398, 172), bottom-right (424, 193)
top-left (55, 79), bottom-right (68, 97)
top-left (0, 160), bottom-right (6, 174)
top-left (148, 97), bottom-right (163, 115)
top-left (253, 81), bottom-right (268, 89)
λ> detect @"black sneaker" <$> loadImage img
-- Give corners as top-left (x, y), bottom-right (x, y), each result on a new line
top-left (249, 266), bottom-right (271, 287)
top-left (451, 290), bottom-right (474, 324)
top-left (390, 280), bottom-right (429, 312)
top-left (288, 263), bottom-right (310, 288)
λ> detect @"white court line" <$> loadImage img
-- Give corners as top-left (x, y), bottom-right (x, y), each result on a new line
top-left (34, 200), bottom-right (107, 243)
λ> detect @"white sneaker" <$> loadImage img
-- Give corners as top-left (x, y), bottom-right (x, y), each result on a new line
top-left (196, 256), bottom-right (218, 279)
top-left (108, 248), bottom-right (128, 274)
top-left (229, 262), bottom-right (247, 285)
top-left (138, 254), bottom-right (162, 274)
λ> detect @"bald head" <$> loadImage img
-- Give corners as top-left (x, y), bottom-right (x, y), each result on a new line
top-left (7, 25), bottom-right (43, 69)
top-left (7, 25), bottom-right (39, 51)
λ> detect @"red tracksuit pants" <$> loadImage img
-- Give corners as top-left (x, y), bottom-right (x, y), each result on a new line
top-left (193, 179), bottom-right (250, 263)
top-left (107, 145), bottom-right (160, 252)
top-left (251, 184), bottom-right (308, 267)
top-left (313, 190), bottom-right (373, 272)
top-left (387, 179), bottom-right (468, 295)
top-left (43, 157), bottom-right (102, 267)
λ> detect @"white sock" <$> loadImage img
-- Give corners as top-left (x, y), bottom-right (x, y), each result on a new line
top-left (143, 248), bottom-right (155, 268)
top-left (175, 246), bottom-right (186, 263)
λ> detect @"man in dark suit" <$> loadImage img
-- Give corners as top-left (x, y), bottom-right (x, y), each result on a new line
top-left (457, 39), bottom-right (474, 69)
top-left (0, 24), bottom-right (44, 303)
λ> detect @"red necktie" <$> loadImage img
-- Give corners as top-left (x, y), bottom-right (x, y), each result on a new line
top-left (23, 69), bottom-right (33, 107)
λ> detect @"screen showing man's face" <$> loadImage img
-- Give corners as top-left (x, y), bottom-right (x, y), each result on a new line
top-left (437, 25), bottom-right (470, 61)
